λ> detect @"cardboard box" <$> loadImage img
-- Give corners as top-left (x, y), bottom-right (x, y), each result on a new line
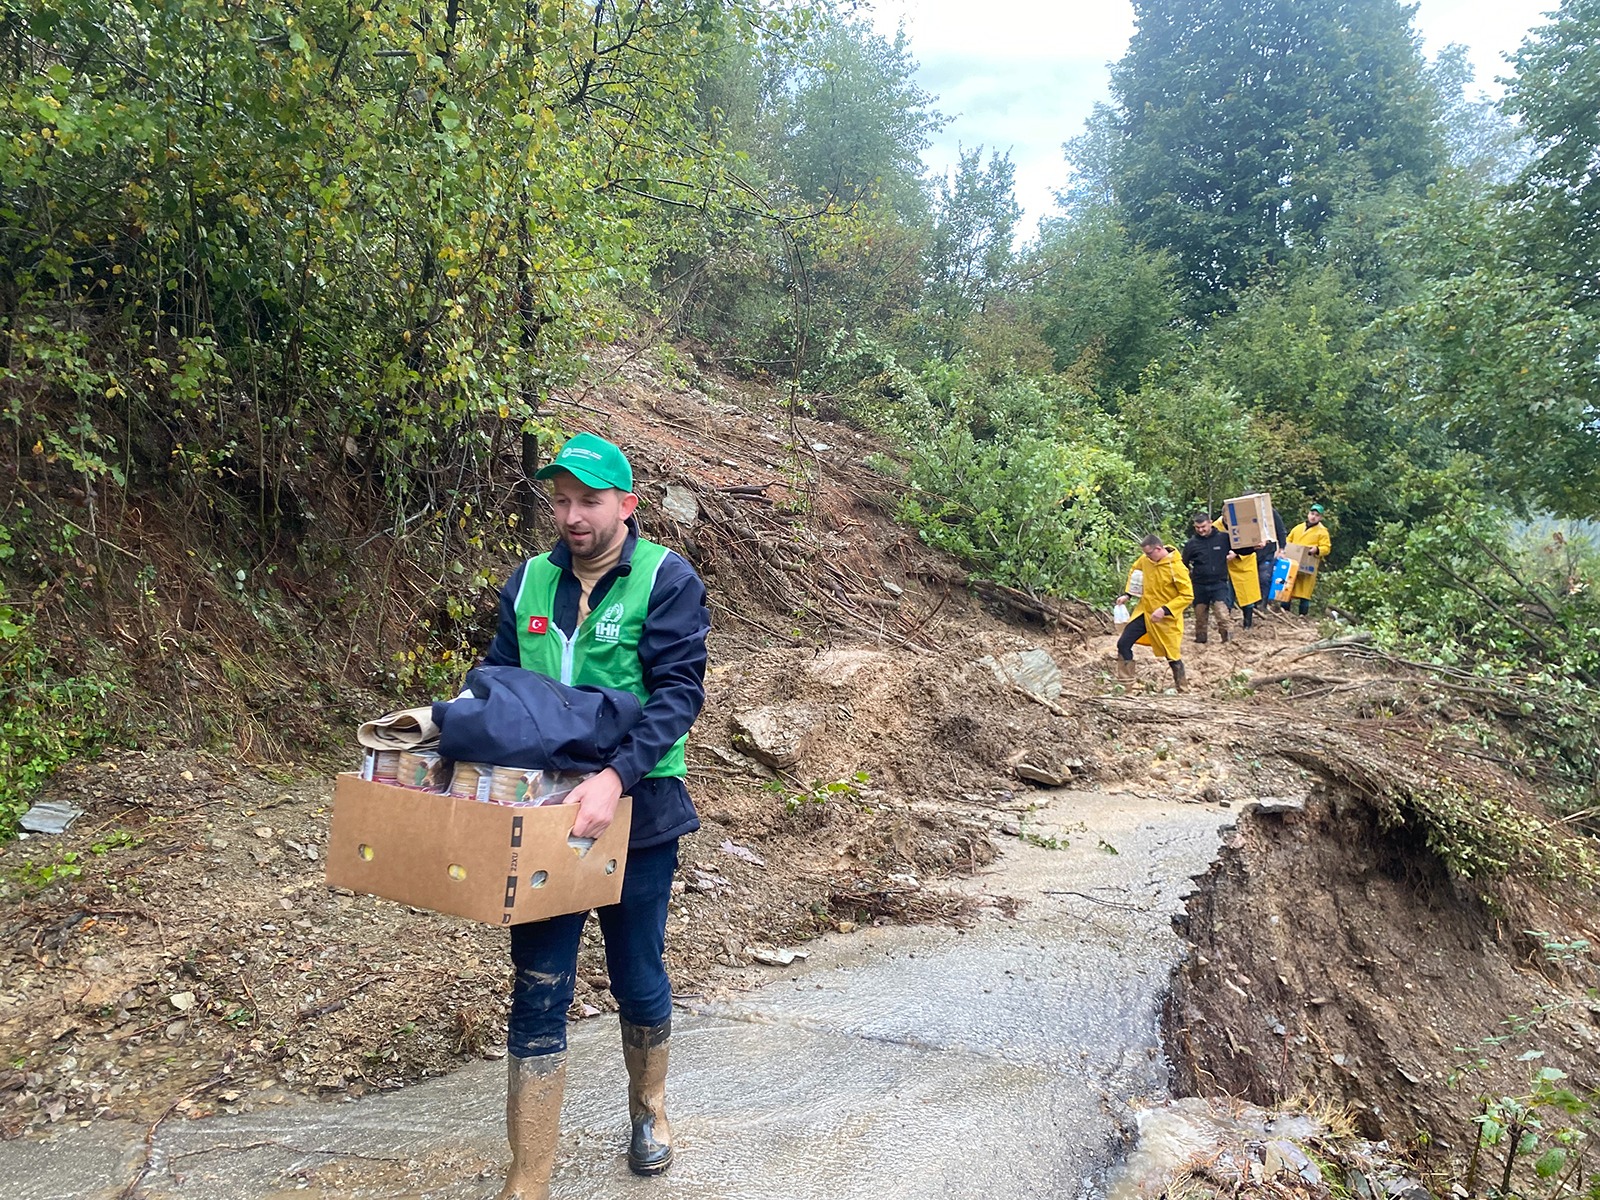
top-left (1224, 493), bottom-right (1274, 550)
top-left (326, 774), bottom-right (632, 925)
top-left (1280, 541), bottom-right (1319, 576)
top-left (1268, 554), bottom-right (1298, 602)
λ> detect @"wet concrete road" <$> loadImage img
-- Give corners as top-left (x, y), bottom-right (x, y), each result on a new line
top-left (4, 787), bottom-right (1232, 1200)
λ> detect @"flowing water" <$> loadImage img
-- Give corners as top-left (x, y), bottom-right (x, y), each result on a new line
top-left (4, 787), bottom-right (1233, 1200)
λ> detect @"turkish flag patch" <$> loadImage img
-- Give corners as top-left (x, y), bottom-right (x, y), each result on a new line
top-left (527, 615), bottom-right (549, 635)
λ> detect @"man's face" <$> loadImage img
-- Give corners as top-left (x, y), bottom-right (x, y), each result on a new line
top-left (1145, 542), bottom-right (1168, 562)
top-left (1307, 509), bottom-right (1322, 525)
top-left (550, 472), bottom-right (638, 561)
top-left (1193, 517), bottom-right (1213, 537)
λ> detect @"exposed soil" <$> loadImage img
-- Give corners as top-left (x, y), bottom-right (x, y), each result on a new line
top-left (1165, 778), bottom-right (1600, 1161)
top-left (3, 339), bottom-right (1599, 1200)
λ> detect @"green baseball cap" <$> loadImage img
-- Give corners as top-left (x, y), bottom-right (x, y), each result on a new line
top-left (1309, 503), bottom-right (1325, 513)
top-left (535, 433), bottom-right (634, 492)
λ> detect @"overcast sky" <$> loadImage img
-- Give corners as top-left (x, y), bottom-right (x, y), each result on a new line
top-left (867, 0), bottom-right (1557, 236)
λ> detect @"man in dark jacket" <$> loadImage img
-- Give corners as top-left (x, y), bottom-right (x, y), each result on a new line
top-left (479, 432), bottom-right (709, 1200)
top-left (1181, 511), bottom-right (1235, 644)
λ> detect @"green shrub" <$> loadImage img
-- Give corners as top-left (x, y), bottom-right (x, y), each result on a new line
top-left (0, 602), bottom-right (114, 840)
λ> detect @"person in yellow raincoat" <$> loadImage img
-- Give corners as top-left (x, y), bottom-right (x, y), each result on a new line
top-left (1281, 504), bottom-right (1332, 616)
top-left (1215, 514), bottom-right (1264, 630)
top-left (1114, 533), bottom-right (1194, 692)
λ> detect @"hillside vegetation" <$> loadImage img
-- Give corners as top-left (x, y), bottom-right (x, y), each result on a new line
top-left (3, 1), bottom-right (1600, 829)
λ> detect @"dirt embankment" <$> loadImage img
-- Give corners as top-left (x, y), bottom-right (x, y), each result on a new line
top-left (1165, 775), bottom-right (1600, 1169)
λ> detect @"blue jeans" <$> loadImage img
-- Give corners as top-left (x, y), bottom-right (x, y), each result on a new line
top-left (507, 838), bottom-right (679, 1059)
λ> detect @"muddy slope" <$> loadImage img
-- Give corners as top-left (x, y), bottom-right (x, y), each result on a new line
top-left (1165, 783), bottom-right (1600, 1152)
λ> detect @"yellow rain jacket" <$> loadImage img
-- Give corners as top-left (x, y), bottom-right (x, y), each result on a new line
top-left (1126, 549), bottom-right (1192, 662)
top-left (1229, 550), bottom-right (1262, 608)
top-left (1287, 521), bottom-right (1332, 599)
top-left (1217, 518), bottom-right (1263, 608)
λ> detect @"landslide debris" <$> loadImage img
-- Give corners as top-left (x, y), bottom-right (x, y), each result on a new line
top-left (0, 342), bottom-right (1118, 1138)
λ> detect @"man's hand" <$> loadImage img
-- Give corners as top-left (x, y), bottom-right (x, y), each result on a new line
top-left (1150, 606), bottom-right (1169, 623)
top-left (564, 767), bottom-right (624, 838)
top-left (1226, 551), bottom-right (1238, 561)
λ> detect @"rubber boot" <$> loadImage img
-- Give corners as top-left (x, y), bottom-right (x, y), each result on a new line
top-left (1193, 603), bottom-right (1209, 644)
top-left (621, 1017), bottom-right (673, 1176)
top-left (1114, 657), bottom-right (1137, 684)
top-left (498, 1053), bottom-right (566, 1200)
top-left (1169, 660), bottom-right (1188, 693)
top-left (1211, 602), bottom-right (1232, 643)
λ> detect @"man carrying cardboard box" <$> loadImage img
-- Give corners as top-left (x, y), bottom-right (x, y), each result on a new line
top-left (1281, 504), bottom-right (1332, 617)
top-left (479, 433), bottom-right (710, 1199)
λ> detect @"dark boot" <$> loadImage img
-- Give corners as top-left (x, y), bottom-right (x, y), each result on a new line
top-left (1242, 605), bottom-right (1255, 630)
top-left (621, 1017), bottom-right (673, 1176)
top-left (1169, 660), bottom-right (1188, 693)
top-left (498, 1053), bottom-right (566, 1200)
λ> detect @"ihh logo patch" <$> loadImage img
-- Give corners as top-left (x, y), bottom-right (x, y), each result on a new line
top-left (595, 601), bottom-right (625, 644)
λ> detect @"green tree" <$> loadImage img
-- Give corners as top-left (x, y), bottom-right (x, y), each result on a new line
top-left (920, 147), bottom-right (1020, 361)
top-left (661, 17), bottom-right (943, 377)
top-left (1120, 378), bottom-right (1257, 513)
top-left (1022, 208), bottom-right (1185, 395)
top-left (1105, 0), bottom-right (1444, 314)
top-left (1, 0), bottom-right (780, 532)
top-left (1380, 174), bottom-right (1600, 517)
top-left (778, 21), bottom-right (941, 220)
top-left (1504, 0), bottom-right (1600, 311)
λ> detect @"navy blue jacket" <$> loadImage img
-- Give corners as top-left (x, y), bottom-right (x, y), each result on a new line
top-left (1181, 528), bottom-right (1234, 586)
top-left (484, 519), bottom-right (708, 849)
top-left (433, 667), bottom-right (643, 773)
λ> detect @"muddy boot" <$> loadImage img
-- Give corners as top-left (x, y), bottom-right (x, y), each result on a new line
top-left (1193, 604), bottom-right (1209, 644)
top-left (498, 1053), bottom-right (566, 1200)
top-left (621, 1017), bottom-right (673, 1176)
top-left (1169, 660), bottom-right (1188, 693)
top-left (1212, 602), bottom-right (1232, 643)
top-left (1241, 605), bottom-right (1254, 631)
top-left (1114, 657), bottom-right (1137, 685)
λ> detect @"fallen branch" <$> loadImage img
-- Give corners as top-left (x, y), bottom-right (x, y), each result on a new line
top-left (296, 974), bottom-right (390, 1022)
top-left (1284, 632), bottom-right (1374, 660)
top-left (119, 1057), bottom-right (235, 1199)
top-left (964, 577), bottom-right (1099, 638)
top-left (1011, 681), bottom-right (1071, 718)
top-left (1250, 672), bottom-right (1355, 689)
top-left (1041, 889), bottom-right (1148, 912)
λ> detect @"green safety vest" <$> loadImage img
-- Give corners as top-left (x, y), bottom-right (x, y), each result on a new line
top-left (512, 538), bottom-right (686, 779)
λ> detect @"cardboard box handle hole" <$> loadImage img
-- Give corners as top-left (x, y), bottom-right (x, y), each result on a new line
top-left (358, 844), bottom-right (374, 861)
top-left (448, 864), bottom-right (467, 881)
top-left (605, 859), bottom-right (618, 875)
top-left (529, 870), bottom-right (548, 888)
